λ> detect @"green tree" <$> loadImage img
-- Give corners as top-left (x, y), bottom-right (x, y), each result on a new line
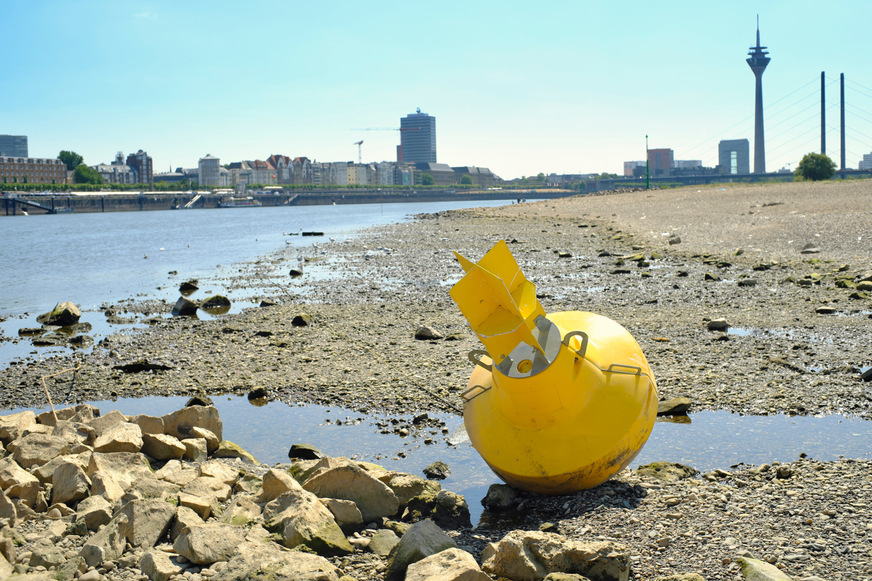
top-left (58, 150), bottom-right (84, 171)
top-left (421, 172), bottom-right (434, 186)
top-left (795, 153), bottom-right (836, 181)
top-left (537, 172), bottom-right (545, 182)
top-left (460, 175), bottom-right (473, 185)
top-left (73, 165), bottom-right (104, 185)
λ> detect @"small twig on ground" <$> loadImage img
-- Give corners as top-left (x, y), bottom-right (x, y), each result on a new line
top-left (41, 366), bottom-right (81, 423)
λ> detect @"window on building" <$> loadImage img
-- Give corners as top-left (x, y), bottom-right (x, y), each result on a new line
top-left (730, 151), bottom-right (738, 175)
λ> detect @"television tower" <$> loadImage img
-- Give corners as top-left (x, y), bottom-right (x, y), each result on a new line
top-left (747, 16), bottom-right (770, 174)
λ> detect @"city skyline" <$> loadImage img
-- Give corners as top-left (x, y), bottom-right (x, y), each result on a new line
top-left (2, 1), bottom-right (872, 179)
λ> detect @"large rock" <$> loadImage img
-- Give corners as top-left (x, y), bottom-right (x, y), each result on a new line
top-left (0, 490), bottom-right (17, 522)
top-left (213, 540), bottom-right (340, 581)
top-left (182, 476), bottom-right (232, 502)
top-left (0, 411), bottom-right (36, 444)
top-left (368, 529), bottom-right (401, 556)
top-left (220, 495), bottom-right (262, 526)
top-left (118, 499), bottom-right (176, 548)
top-left (31, 453), bottom-right (91, 484)
top-left (142, 433), bottom-right (186, 460)
top-left (182, 438), bottom-right (208, 462)
top-left (139, 548), bottom-right (184, 581)
top-left (406, 488), bottom-right (472, 529)
top-left (162, 405), bottom-right (223, 441)
top-left (86, 452), bottom-right (154, 501)
top-left (0, 550), bottom-right (13, 579)
top-left (122, 476), bottom-right (181, 503)
top-left (213, 440), bottom-right (259, 464)
top-left (320, 498), bottom-right (363, 532)
top-left (79, 512), bottom-right (130, 567)
top-left (263, 490), bottom-right (353, 556)
top-left (129, 414), bottom-right (165, 435)
top-left (386, 519), bottom-right (458, 581)
top-left (406, 548), bottom-right (492, 581)
top-left (87, 409), bottom-right (128, 437)
top-left (52, 420), bottom-right (97, 448)
top-left (51, 460), bottom-right (91, 505)
top-left (37, 302), bottom-right (81, 326)
top-left (302, 458), bottom-right (399, 521)
top-left (260, 468), bottom-right (304, 503)
top-left (171, 505), bottom-right (205, 541)
top-left (482, 484), bottom-right (520, 511)
top-left (28, 542), bottom-right (66, 569)
top-left (172, 296), bottom-right (198, 317)
top-left (0, 457), bottom-right (40, 506)
top-left (189, 426), bottom-right (220, 454)
top-left (9, 433), bottom-right (69, 468)
top-left (93, 421), bottom-right (143, 453)
top-left (385, 472), bottom-right (440, 507)
top-left (738, 557), bottom-right (794, 580)
top-left (75, 495), bottom-right (113, 531)
top-left (199, 459), bottom-right (240, 486)
top-left (173, 523), bottom-right (248, 565)
top-left (481, 530), bottom-right (630, 581)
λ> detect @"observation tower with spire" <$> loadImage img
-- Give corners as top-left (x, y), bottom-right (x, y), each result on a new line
top-left (747, 16), bottom-right (770, 174)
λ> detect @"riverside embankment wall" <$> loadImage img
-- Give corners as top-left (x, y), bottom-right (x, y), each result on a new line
top-left (2, 189), bottom-right (576, 216)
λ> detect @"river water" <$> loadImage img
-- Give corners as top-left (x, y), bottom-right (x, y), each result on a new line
top-left (0, 200), bottom-right (516, 319)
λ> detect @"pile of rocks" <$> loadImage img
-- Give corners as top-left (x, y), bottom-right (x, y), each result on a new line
top-left (0, 402), bottom-right (643, 581)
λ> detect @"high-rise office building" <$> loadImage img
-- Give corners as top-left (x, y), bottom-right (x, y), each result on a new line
top-left (0, 135), bottom-right (28, 157)
top-left (747, 18), bottom-right (770, 174)
top-left (400, 108), bottom-right (436, 163)
top-left (719, 139), bottom-right (750, 174)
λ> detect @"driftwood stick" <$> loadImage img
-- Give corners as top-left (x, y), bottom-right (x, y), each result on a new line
top-left (41, 366), bottom-right (81, 423)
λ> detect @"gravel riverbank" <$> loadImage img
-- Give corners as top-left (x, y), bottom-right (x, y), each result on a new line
top-left (1, 180), bottom-right (871, 580)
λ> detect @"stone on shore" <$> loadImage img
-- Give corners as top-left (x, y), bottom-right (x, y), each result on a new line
top-left (263, 489), bottom-right (353, 555)
top-left (119, 498), bottom-right (176, 548)
top-left (93, 421), bottom-right (144, 453)
top-left (9, 433), bottom-right (69, 468)
top-left (0, 411), bottom-right (36, 443)
top-left (162, 405), bottom-right (223, 441)
top-left (636, 462), bottom-right (698, 482)
top-left (212, 440), bottom-right (259, 464)
top-left (405, 547), bottom-right (492, 581)
top-left (75, 495), bottom-right (113, 531)
top-left (79, 512), bottom-right (130, 567)
top-left (173, 523), bottom-right (248, 565)
top-left (482, 483), bottom-right (520, 511)
top-left (260, 468), bottom-right (304, 503)
top-left (738, 556), bottom-right (794, 580)
top-left (386, 519), bottom-right (457, 581)
top-left (657, 397), bottom-right (692, 416)
top-left (289, 442), bottom-right (325, 460)
top-left (212, 541), bottom-right (340, 581)
top-left (481, 530), bottom-right (630, 581)
top-left (0, 457), bottom-right (41, 507)
top-left (415, 325), bottom-right (444, 340)
top-left (171, 296), bottom-right (198, 317)
top-left (37, 302), bottom-right (81, 326)
top-left (302, 457), bottom-right (400, 522)
top-left (139, 548), bottom-right (184, 581)
top-left (142, 433), bottom-right (186, 460)
top-left (51, 460), bottom-right (91, 505)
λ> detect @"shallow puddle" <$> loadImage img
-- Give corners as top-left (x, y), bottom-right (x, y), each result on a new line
top-left (5, 396), bottom-right (871, 524)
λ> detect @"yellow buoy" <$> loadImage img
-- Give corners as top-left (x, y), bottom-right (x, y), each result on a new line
top-left (451, 240), bottom-right (658, 494)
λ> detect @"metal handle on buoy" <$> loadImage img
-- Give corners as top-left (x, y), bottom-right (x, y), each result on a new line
top-left (604, 363), bottom-right (644, 375)
top-left (562, 330), bottom-right (589, 358)
top-left (461, 384), bottom-right (491, 402)
top-left (468, 350), bottom-right (493, 372)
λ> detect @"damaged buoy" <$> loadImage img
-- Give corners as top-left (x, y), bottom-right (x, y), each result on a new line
top-left (450, 240), bottom-right (658, 494)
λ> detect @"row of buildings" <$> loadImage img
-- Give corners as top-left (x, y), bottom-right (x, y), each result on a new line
top-left (622, 140), bottom-right (759, 177)
top-left (165, 156), bottom-right (497, 189)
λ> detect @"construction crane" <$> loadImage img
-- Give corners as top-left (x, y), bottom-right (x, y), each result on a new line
top-left (351, 127), bottom-right (421, 132)
top-left (353, 140), bottom-right (363, 164)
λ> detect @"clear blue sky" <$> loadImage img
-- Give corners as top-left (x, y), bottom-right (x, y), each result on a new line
top-left (3, 1), bottom-right (872, 179)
